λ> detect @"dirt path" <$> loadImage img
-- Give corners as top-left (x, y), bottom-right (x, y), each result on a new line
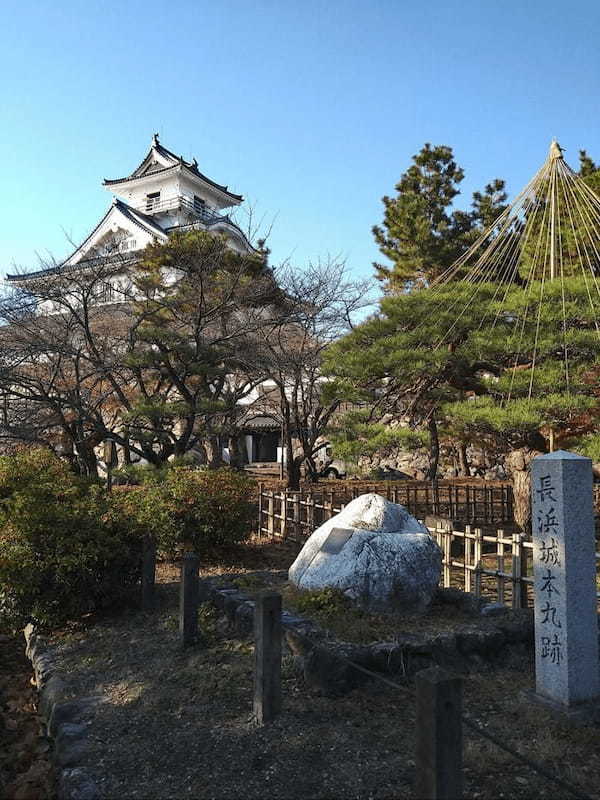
top-left (32, 543), bottom-right (600, 799)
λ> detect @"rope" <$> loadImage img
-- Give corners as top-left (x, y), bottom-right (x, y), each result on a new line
top-left (395, 142), bottom-right (600, 417)
top-left (461, 715), bottom-right (591, 800)
top-left (285, 626), bottom-right (592, 800)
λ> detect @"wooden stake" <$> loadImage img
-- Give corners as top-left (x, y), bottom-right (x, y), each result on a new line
top-left (415, 667), bottom-right (463, 799)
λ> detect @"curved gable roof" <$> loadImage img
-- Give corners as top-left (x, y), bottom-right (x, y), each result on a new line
top-left (103, 134), bottom-right (243, 203)
top-left (6, 200), bottom-right (167, 282)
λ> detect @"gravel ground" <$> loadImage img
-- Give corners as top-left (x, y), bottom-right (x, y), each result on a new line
top-left (42, 542), bottom-right (600, 800)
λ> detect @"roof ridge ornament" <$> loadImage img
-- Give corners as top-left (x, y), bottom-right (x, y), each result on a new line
top-left (152, 132), bottom-right (160, 147)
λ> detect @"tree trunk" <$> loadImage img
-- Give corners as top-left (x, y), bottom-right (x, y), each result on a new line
top-left (505, 447), bottom-right (542, 533)
top-left (228, 434), bottom-right (245, 469)
top-left (206, 435), bottom-right (223, 469)
top-left (287, 457), bottom-right (302, 491)
top-left (306, 456), bottom-right (319, 483)
top-left (426, 417), bottom-right (439, 482)
top-left (284, 424), bottom-right (301, 490)
top-left (456, 442), bottom-right (469, 477)
top-left (75, 439), bottom-right (98, 479)
top-left (122, 426), bottom-right (132, 466)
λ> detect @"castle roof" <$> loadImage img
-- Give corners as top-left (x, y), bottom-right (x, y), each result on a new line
top-left (5, 199), bottom-right (168, 282)
top-left (5, 198), bottom-right (255, 284)
top-left (102, 133), bottom-right (243, 204)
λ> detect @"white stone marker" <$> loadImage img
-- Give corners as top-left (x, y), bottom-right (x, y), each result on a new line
top-left (531, 450), bottom-right (599, 707)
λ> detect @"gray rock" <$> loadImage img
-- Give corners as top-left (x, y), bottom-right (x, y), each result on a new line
top-left (234, 601), bottom-right (255, 635)
top-left (56, 738), bottom-right (89, 768)
top-left (39, 675), bottom-right (68, 718)
top-left (289, 494), bottom-right (441, 612)
top-left (212, 588), bottom-right (239, 612)
top-left (59, 767), bottom-right (99, 800)
top-left (48, 696), bottom-right (104, 738)
top-left (334, 493), bottom-right (429, 534)
top-left (480, 602), bottom-right (508, 617)
top-left (55, 722), bottom-right (89, 744)
top-left (223, 592), bottom-right (245, 625)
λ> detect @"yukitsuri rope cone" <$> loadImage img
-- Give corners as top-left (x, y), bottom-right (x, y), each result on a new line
top-left (425, 140), bottom-right (600, 403)
top-left (399, 141), bottom-right (600, 527)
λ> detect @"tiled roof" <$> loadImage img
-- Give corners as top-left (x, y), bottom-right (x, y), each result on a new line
top-left (169, 214), bottom-right (257, 253)
top-left (6, 200), bottom-right (167, 283)
top-left (103, 135), bottom-right (243, 203)
top-left (118, 200), bottom-right (166, 238)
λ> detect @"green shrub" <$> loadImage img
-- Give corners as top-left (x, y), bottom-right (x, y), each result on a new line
top-left (115, 467), bottom-right (255, 555)
top-left (0, 449), bottom-right (142, 630)
top-left (112, 456), bottom-right (196, 486)
top-left (161, 467), bottom-right (255, 552)
top-left (290, 587), bottom-right (352, 616)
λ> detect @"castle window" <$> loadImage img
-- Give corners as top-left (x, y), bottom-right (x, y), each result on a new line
top-left (93, 282), bottom-right (114, 304)
top-left (194, 195), bottom-right (206, 215)
top-left (146, 191), bottom-right (160, 212)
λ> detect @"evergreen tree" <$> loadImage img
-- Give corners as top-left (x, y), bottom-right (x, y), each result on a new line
top-left (579, 149), bottom-right (600, 195)
top-left (373, 144), bottom-right (507, 292)
top-left (327, 143), bottom-right (600, 525)
top-left (325, 277), bottom-right (598, 495)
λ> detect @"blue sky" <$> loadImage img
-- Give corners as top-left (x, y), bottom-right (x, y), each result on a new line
top-left (1, 0), bottom-right (598, 283)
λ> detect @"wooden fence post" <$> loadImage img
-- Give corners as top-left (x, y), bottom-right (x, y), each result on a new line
top-left (324, 490), bottom-right (333, 521)
top-left (520, 537), bottom-right (530, 608)
top-left (179, 552), bottom-right (200, 647)
top-left (496, 529), bottom-right (505, 605)
top-left (141, 535), bottom-right (156, 611)
top-left (267, 492), bottom-right (274, 538)
top-left (473, 527), bottom-right (483, 598)
top-left (307, 490), bottom-right (315, 533)
top-left (464, 525), bottom-right (472, 594)
top-left (415, 667), bottom-right (463, 799)
top-left (443, 526), bottom-right (451, 589)
top-left (281, 492), bottom-right (288, 540)
top-left (511, 532), bottom-right (522, 610)
top-left (293, 492), bottom-right (300, 541)
top-left (253, 592), bottom-right (282, 725)
top-left (258, 485), bottom-right (263, 539)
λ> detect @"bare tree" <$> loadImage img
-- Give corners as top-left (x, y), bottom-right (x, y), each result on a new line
top-left (244, 259), bottom-right (373, 489)
top-left (0, 231), bottom-right (287, 473)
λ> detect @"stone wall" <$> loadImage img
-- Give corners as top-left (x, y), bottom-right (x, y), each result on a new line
top-left (357, 443), bottom-right (508, 482)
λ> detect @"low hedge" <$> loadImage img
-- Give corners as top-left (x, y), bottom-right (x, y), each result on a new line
top-left (0, 452), bottom-right (256, 630)
top-left (0, 449), bottom-right (142, 630)
top-left (111, 466), bottom-right (255, 556)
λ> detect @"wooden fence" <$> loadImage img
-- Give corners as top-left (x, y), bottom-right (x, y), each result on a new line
top-left (427, 520), bottom-right (534, 608)
top-left (258, 484), bottom-right (600, 609)
top-left (258, 481), bottom-right (515, 543)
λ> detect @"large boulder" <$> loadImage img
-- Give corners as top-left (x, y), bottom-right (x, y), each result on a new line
top-left (288, 493), bottom-right (442, 612)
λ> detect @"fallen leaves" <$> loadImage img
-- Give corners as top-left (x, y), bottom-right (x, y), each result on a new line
top-left (0, 635), bottom-right (55, 800)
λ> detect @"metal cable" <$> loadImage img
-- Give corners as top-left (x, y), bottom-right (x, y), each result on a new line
top-left (285, 626), bottom-right (592, 800)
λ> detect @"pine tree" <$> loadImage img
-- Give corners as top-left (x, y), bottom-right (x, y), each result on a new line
top-left (579, 149), bottom-right (600, 195)
top-left (372, 143), bottom-right (507, 292)
top-left (327, 143), bottom-right (600, 527)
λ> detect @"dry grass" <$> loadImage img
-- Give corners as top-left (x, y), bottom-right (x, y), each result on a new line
top-left (279, 584), bottom-right (487, 644)
top-left (0, 636), bottom-right (54, 799)
top-left (39, 543), bottom-right (600, 800)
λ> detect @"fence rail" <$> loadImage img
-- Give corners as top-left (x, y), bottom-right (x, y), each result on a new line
top-left (427, 521), bottom-right (535, 608)
top-left (258, 484), bottom-right (600, 609)
top-left (258, 481), bottom-right (515, 543)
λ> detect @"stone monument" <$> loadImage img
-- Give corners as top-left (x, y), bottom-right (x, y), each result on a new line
top-left (531, 451), bottom-right (599, 709)
top-left (288, 493), bottom-right (442, 612)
